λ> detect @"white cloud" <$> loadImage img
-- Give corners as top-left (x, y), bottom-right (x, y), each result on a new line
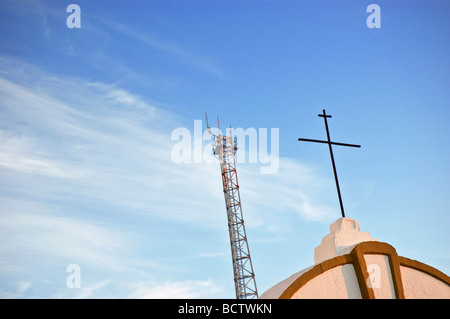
top-left (72, 280), bottom-right (113, 299)
top-left (16, 281), bottom-right (32, 296)
top-left (0, 281), bottom-right (32, 299)
top-left (0, 131), bottom-right (80, 178)
top-left (0, 56), bottom-right (336, 298)
top-left (0, 57), bottom-right (334, 227)
top-left (239, 158), bottom-right (336, 225)
top-left (0, 204), bottom-right (129, 269)
top-left (127, 280), bottom-right (222, 299)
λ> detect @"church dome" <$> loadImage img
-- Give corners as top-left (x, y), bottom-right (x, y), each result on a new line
top-left (259, 217), bottom-right (450, 299)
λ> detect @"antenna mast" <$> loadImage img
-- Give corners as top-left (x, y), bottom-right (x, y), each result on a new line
top-left (206, 113), bottom-right (258, 299)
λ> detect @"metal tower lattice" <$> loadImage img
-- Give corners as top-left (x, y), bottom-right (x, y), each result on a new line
top-left (206, 114), bottom-right (258, 299)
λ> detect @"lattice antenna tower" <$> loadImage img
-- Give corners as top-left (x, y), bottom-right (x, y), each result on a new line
top-left (205, 113), bottom-right (258, 299)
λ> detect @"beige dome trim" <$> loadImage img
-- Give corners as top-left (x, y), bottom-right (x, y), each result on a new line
top-left (279, 241), bottom-right (450, 299)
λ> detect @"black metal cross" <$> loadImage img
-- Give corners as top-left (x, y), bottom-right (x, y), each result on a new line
top-left (298, 109), bottom-right (361, 218)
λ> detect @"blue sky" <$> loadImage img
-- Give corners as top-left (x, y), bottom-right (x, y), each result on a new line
top-left (0, 0), bottom-right (449, 298)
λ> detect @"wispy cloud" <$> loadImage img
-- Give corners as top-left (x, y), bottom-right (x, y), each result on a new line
top-left (95, 17), bottom-right (224, 78)
top-left (0, 204), bottom-right (129, 269)
top-left (0, 57), bottom-right (336, 226)
top-left (127, 280), bottom-right (222, 299)
top-left (0, 56), bottom-right (334, 297)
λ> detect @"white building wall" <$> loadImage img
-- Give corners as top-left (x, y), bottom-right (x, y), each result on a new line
top-left (401, 266), bottom-right (450, 299)
top-left (292, 264), bottom-right (362, 299)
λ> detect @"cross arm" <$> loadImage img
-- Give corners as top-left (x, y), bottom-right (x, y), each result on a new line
top-left (298, 137), bottom-right (361, 148)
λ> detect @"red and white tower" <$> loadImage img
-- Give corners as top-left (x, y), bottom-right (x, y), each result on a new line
top-left (206, 113), bottom-right (258, 299)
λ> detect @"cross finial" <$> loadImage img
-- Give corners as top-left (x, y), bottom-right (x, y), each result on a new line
top-left (298, 109), bottom-right (361, 218)
top-left (318, 109), bottom-right (331, 119)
